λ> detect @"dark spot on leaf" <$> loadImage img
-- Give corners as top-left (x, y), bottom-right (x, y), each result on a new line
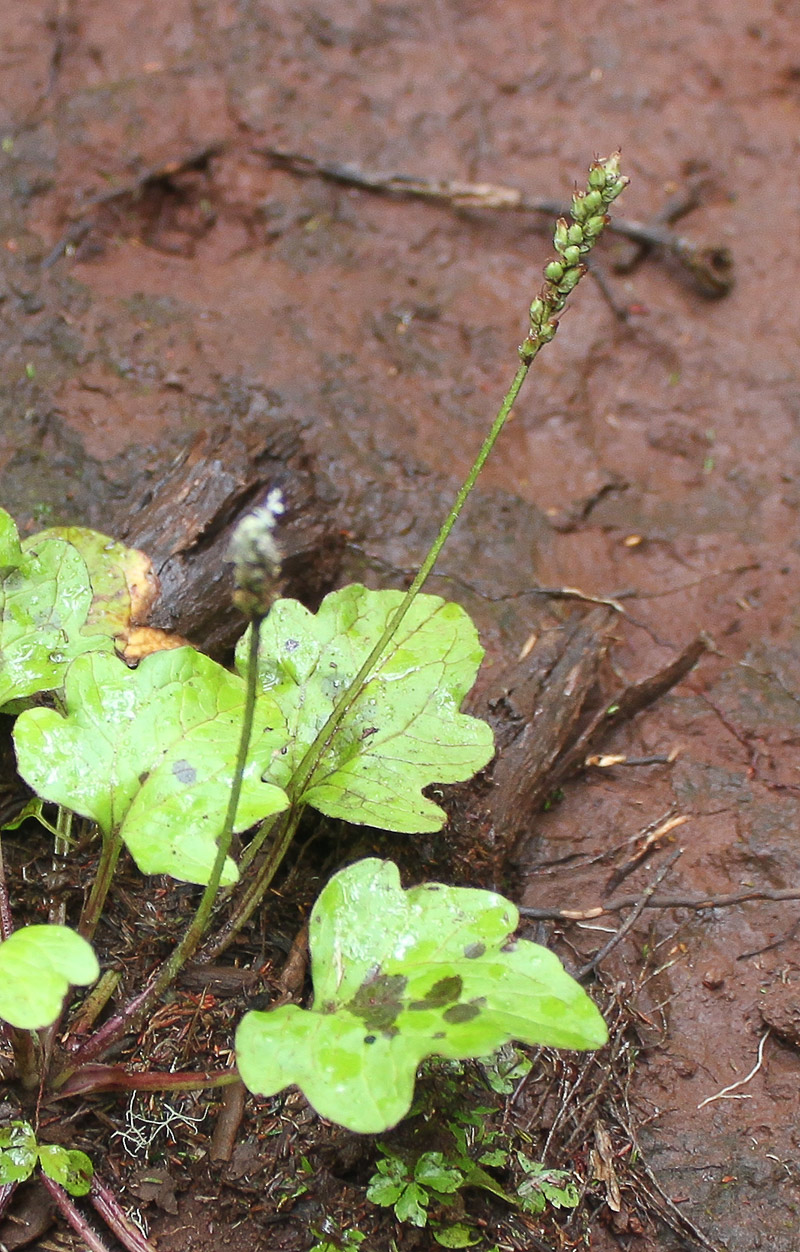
top-left (348, 972), bottom-right (407, 1032)
top-left (172, 760), bottom-right (197, 785)
top-left (463, 943), bottom-right (486, 959)
top-left (409, 976), bottom-right (463, 1010)
top-left (364, 1035), bottom-right (376, 1044)
top-left (433, 1031), bottom-right (446, 1039)
top-left (285, 639), bottom-right (299, 652)
top-left (443, 1002), bottom-right (481, 1025)
top-left (138, 771), bottom-right (150, 786)
top-left (502, 939), bottom-right (518, 953)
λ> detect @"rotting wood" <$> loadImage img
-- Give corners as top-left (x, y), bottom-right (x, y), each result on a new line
top-left (114, 412), bottom-right (343, 657)
top-left (477, 614), bottom-right (707, 857)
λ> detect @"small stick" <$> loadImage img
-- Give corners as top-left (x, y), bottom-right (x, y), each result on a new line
top-left (258, 147), bottom-right (733, 297)
top-left (209, 1080), bottom-right (247, 1163)
top-left (577, 849), bottom-right (683, 979)
top-left (519, 885), bottom-right (800, 922)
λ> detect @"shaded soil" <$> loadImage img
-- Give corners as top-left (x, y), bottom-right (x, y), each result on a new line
top-left (2, 2), bottom-right (800, 1250)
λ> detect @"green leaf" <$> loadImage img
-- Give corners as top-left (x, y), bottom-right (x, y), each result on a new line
top-left (479, 1043), bottom-right (532, 1094)
top-left (0, 926), bottom-right (99, 1029)
top-left (241, 586), bottom-right (494, 832)
top-left (477, 1149), bottom-right (508, 1168)
top-left (394, 1182), bottom-right (429, 1226)
top-left (434, 1225), bottom-right (481, 1248)
top-left (236, 859), bottom-right (608, 1133)
top-left (414, 1152), bottom-right (464, 1194)
top-left (14, 648), bottom-right (289, 886)
top-left (38, 1144), bottom-right (93, 1196)
top-left (0, 510), bottom-right (23, 577)
top-left (28, 525), bottom-right (155, 643)
top-left (0, 1122), bottom-right (37, 1185)
top-left (0, 512), bottom-right (115, 710)
top-left (516, 1156), bottom-right (579, 1212)
top-left (366, 1172), bottom-right (406, 1207)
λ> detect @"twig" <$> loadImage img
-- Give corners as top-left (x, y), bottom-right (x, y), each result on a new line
top-left (577, 848), bottom-right (684, 979)
top-left (209, 1080), bottom-right (247, 1163)
top-left (697, 1031), bottom-right (770, 1109)
top-left (90, 1175), bottom-right (160, 1252)
top-left (519, 884), bottom-right (800, 922)
top-left (258, 147), bottom-right (734, 297)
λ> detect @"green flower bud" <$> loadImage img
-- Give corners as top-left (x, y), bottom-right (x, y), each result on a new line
top-left (581, 189), bottom-right (604, 214)
top-left (553, 218), bottom-right (570, 252)
top-left (562, 245), bottom-right (581, 267)
top-left (544, 259), bottom-right (565, 282)
top-left (529, 296), bottom-right (547, 325)
top-left (556, 265), bottom-right (585, 294)
top-left (567, 223), bottom-right (584, 246)
top-left (582, 213), bottom-right (608, 240)
top-left (587, 165), bottom-right (607, 190)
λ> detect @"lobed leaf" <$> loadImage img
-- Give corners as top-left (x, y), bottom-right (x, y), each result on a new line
top-left (14, 648), bottom-right (289, 886)
top-left (0, 511), bottom-right (115, 710)
top-left (29, 525), bottom-right (159, 647)
top-left (0, 926), bottom-right (99, 1030)
top-left (240, 585), bottom-right (494, 833)
top-left (236, 859), bottom-right (607, 1133)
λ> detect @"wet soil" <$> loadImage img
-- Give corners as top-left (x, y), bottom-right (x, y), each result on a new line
top-left (2, 1), bottom-right (800, 1250)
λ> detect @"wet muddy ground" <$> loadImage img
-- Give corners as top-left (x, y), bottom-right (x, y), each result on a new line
top-left (1, 1), bottom-right (800, 1250)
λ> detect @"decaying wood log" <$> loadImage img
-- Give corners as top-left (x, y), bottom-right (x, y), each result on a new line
top-left (475, 612), bottom-right (707, 856)
top-left (114, 411), bottom-right (343, 656)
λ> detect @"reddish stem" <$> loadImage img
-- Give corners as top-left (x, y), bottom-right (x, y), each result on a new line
top-left (52, 1061), bottom-right (240, 1099)
top-left (39, 1174), bottom-right (114, 1252)
top-left (91, 1174), bottom-right (160, 1252)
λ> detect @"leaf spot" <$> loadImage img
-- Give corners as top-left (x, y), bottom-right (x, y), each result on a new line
top-left (348, 972), bottom-right (407, 1031)
top-left (284, 639), bottom-right (299, 652)
top-left (443, 1002), bottom-right (482, 1025)
top-left (408, 975), bottom-right (463, 1011)
top-left (172, 759), bottom-right (197, 786)
top-left (463, 942), bottom-right (486, 959)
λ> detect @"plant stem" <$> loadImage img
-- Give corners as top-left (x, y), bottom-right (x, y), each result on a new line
top-left (54, 618), bottom-right (264, 1083)
top-left (199, 154), bottom-right (629, 952)
top-left (197, 360), bottom-right (530, 958)
top-left (48, 807), bottom-right (72, 928)
top-left (199, 806), bottom-right (302, 960)
top-left (79, 827), bottom-right (122, 941)
top-left (40, 1174), bottom-right (115, 1252)
top-left (90, 1175), bottom-right (162, 1252)
top-left (0, 835), bottom-right (13, 941)
top-left (53, 1062), bottom-right (241, 1098)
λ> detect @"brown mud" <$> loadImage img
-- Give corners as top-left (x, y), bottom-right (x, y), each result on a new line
top-left (1, 2), bottom-right (800, 1250)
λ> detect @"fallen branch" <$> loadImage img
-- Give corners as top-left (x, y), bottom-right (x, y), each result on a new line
top-left (519, 885), bottom-right (800, 922)
top-left (259, 147), bottom-right (734, 298)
